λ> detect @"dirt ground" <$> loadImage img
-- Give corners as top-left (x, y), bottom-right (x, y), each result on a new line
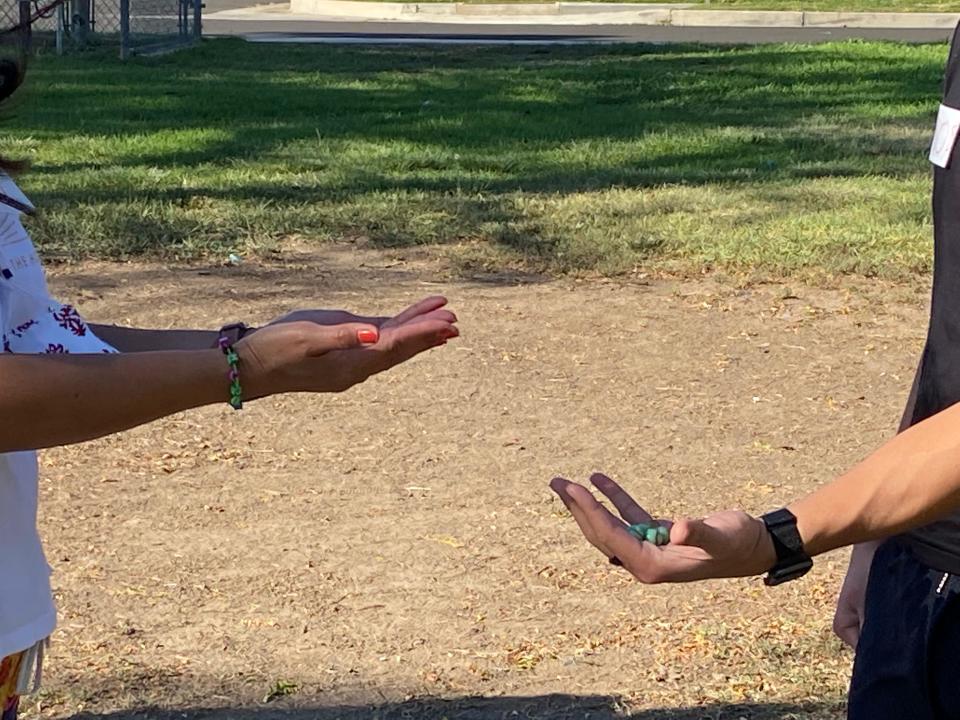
top-left (30, 245), bottom-right (931, 720)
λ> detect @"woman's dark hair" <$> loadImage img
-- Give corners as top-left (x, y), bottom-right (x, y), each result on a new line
top-left (0, 57), bottom-right (26, 174)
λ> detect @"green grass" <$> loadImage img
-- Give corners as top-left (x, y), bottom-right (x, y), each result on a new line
top-left (702, 0), bottom-right (960, 9)
top-left (0, 39), bottom-right (949, 278)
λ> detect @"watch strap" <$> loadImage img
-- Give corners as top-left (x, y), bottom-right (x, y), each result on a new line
top-left (217, 322), bottom-right (251, 347)
top-left (761, 508), bottom-right (813, 586)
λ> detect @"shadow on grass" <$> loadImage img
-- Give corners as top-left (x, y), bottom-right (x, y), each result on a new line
top-left (18, 40), bottom-right (946, 166)
top-left (65, 695), bottom-right (846, 720)
top-left (18, 41), bottom-right (943, 185)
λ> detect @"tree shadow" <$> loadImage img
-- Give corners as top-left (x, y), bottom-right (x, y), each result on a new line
top-left (3, 38), bottom-right (948, 259)
top-left (13, 40), bottom-right (944, 190)
top-left (65, 695), bottom-right (845, 720)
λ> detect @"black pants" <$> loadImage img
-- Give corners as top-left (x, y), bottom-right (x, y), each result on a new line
top-left (848, 539), bottom-right (960, 719)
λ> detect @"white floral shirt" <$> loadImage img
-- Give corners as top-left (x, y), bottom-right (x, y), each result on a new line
top-left (0, 174), bottom-right (116, 661)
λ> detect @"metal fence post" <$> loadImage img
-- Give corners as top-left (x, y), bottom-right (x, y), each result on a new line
top-left (74, 0), bottom-right (91, 46)
top-left (56, 2), bottom-right (64, 55)
top-left (17, 0), bottom-right (32, 57)
top-left (120, 0), bottom-right (131, 59)
top-left (193, 0), bottom-right (202, 42)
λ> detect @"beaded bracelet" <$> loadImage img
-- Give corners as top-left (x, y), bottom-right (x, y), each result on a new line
top-left (217, 333), bottom-right (243, 410)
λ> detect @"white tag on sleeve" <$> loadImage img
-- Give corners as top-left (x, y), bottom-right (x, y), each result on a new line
top-left (930, 103), bottom-right (960, 168)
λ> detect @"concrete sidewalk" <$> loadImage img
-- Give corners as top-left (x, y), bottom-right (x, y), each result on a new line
top-left (206, 1), bottom-right (960, 27)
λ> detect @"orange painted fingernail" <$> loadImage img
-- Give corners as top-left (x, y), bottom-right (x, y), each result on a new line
top-left (358, 329), bottom-right (379, 344)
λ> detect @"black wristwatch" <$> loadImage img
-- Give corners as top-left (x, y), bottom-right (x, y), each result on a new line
top-left (217, 322), bottom-right (253, 347)
top-left (761, 508), bottom-right (813, 586)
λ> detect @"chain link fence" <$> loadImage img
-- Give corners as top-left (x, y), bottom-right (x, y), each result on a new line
top-left (120, 0), bottom-right (201, 58)
top-left (2, 0), bottom-right (201, 58)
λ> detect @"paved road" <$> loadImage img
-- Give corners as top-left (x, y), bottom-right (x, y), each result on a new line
top-left (204, 18), bottom-right (953, 44)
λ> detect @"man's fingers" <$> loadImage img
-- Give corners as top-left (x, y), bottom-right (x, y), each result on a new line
top-left (834, 619), bottom-right (859, 649)
top-left (565, 480), bottom-right (661, 566)
top-left (590, 473), bottom-right (654, 525)
top-left (550, 477), bottom-right (576, 513)
top-left (550, 477), bottom-right (614, 556)
top-left (553, 479), bottom-right (691, 583)
top-left (566, 483), bottom-right (645, 552)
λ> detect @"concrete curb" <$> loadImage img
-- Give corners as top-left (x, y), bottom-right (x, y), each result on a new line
top-left (284, 0), bottom-right (960, 27)
top-left (672, 9), bottom-right (803, 27)
top-left (804, 11), bottom-right (960, 29)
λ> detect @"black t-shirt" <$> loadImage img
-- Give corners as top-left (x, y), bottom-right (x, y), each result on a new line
top-left (901, 23), bottom-right (960, 573)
